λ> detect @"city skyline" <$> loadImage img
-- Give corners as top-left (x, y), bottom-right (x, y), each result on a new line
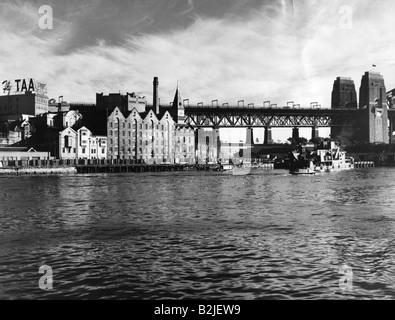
top-left (1, 0), bottom-right (395, 109)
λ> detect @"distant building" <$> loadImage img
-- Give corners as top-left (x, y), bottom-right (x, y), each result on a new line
top-left (48, 98), bottom-right (71, 113)
top-left (76, 126), bottom-right (107, 160)
top-left (47, 112), bottom-right (105, 160)
top-left (106, 84), bottom-right (195, 164)
top-left (0, 91), bottom-right (49, 118)
top-left (0, 79), bottom-right (48, 119)
top-left (0, 147), bottom-right (50, 162)
top-left (0, 119), bottom-right (35, 147)
top-left (59, 127), bottom-right (77, 159)
top-left (104, 79), bottom-right (195, 163)
top-left (331, 77), bottom-right (358, 109)
top-left (195, 129), bottom-right (220, 164)
top-left (387, 89), bottom-right (395, 109)
top-left (331, 77), bottom-right (358, 142)
top-left (13, 108), bottom-right (104, 159)
top-left (96, 92), bottom-right (147, 114)
top-left (108, 107), bottom-right (184, 163)
top-left (30, 110), bottom-right (82, 130)
top-left (359, 71), bottom-right (389, 144)
top-left (387, 89), bottom-right (395, 143)
top-left (107, 108), bottom-right (190, 164)
top-left (69, 102), bottom-right (96, 112)
top-left (59, 126), bottom-right (107, 160)
top-left (174, 125), bottom-right (195, 164)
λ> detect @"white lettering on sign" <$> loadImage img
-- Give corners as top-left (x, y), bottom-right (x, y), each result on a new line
top-left (339, 5), bottom-right (353, 30)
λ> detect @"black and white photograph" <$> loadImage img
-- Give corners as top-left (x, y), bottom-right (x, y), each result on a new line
top-left (1, 0), bottom-right (395, 308)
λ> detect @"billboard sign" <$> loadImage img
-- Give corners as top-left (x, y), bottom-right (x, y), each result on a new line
top-left (2, 78), bottom-right (47, 95)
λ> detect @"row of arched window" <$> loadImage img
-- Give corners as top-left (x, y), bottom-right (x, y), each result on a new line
top-left (108, 120), bottom-right (170, 131)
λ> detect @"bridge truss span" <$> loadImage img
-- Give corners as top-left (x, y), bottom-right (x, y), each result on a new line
top-left (184, 107), bottom-right (359, 128)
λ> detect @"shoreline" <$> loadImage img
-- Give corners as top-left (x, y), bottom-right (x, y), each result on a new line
top-left (0, 163), bottom-right (270, 175)
top-left (0, 167), bottom-right (78, 175)
top-left (0, 162), bottom-right (387, 175)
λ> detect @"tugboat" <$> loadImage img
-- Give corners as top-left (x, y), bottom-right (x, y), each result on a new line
top-left (288, 146), bottom-right (316, 175)
top-left (314, 140), bottom-right (354, 172)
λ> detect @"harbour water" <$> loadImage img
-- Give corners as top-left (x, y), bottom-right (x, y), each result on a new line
top-left (1, 168), bottom-right (395, 299)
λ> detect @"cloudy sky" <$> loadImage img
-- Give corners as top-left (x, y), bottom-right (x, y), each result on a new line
top-left (1, 0), bottom-right (395, 140)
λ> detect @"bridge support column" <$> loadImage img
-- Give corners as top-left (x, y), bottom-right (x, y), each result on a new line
top-left (311, 126), bottom-right (319, 140)
top-left (246, 127), bottom-right (254, 146)
top-left (264, 126), bottom-right (273, 145)
top-left (390, 116), bottom-right (395, 144)
top-left (194, 128), bottom-right (200, 163)
top-left (205, 135), bottom-right (210, 164)
top-left (292, 127), bottom-right (299, 140)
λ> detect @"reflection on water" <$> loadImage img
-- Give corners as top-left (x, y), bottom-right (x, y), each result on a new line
top-left (1, 169), bottom-right (395, 299)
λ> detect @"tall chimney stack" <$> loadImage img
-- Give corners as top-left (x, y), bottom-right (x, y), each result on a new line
top-left (153, 77), bottom-right (159, 114)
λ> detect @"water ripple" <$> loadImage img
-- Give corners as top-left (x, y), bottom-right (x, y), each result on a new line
top-left (1, 169), bottom-right (395, 299)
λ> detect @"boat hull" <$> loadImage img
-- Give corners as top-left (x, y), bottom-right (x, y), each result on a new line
top-left (315, 164), bottom-right (354, 173)
top-left (290, 168), bottom-right (316, 175)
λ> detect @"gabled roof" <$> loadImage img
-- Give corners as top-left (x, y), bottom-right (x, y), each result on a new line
top-left (158, 110), bottom-right (175, 123)
top-left (126, 107), bottom-right (143, 121)
top-left (108, 106), bottom-right (128, 118)
top-left (60, 126), bottom-right (78, 135)
top-left (143, 109), bottom-right (160, 122)
top-left (107, 105), bottom-right (177, 124)
top-left (76, 125), bottom-right (91, 133)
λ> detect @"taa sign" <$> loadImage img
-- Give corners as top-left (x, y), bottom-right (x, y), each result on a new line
top-left (2, 78), bottom-right (46, 95)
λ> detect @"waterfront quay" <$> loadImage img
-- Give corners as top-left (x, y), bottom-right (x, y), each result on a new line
top-left (0, 158), bottom-right (228, 174)
top-left (0, 157), bottom-right (278, 174)
top-left (75, 160), bottom-right (210, 174)
top-left (0, 157), bottom-right (380, 175)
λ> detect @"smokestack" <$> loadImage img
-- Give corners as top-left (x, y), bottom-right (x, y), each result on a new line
top-left (153, 77), bottom-right (159, 114)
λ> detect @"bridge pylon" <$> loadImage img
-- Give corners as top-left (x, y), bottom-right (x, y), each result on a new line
top-left (264, 126), bottom-right (273, 145)
top-left (311, 126), bottom-right (319, 140)
top-left (246, 127), bottom-right (254, 146)
top-left (292, 127), bottom-right (299, 140)
top-left (359, 71), bottom-right (389, 144)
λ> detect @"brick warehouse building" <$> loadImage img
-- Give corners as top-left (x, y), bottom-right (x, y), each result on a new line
top-left (107, 80), bottom-right (195, 164)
